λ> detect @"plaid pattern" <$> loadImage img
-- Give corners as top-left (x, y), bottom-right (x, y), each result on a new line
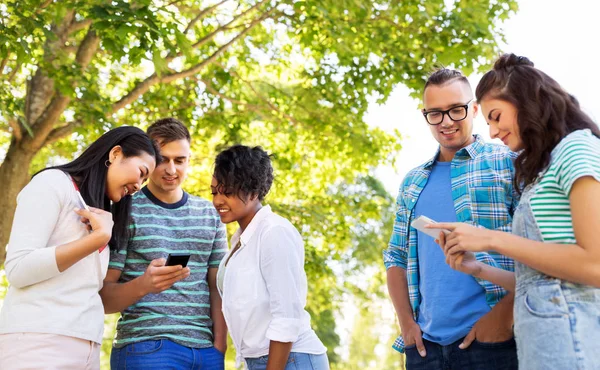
top-left (383, 135), bottom-right (519, 353)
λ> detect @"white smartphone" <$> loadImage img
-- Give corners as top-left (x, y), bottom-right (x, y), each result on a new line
top-left (75, 191), bottom-right (90, 212)
top-left (411, 215), bottom-right (450, 239)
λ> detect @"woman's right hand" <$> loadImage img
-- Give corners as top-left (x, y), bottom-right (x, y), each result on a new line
top-left (75, 207), bottom-right (114, 243)
top-left (436, 230), bottom-right (482, 276)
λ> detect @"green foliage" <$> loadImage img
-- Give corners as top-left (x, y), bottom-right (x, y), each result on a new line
top-left (0, 0), bottom-right (517, 367)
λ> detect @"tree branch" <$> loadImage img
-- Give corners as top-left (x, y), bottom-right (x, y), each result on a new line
top-left (75, 29), bottom-right (100, 65)
top-left (164, 7), bottom-right (274, 81)
top-left (68, 19), bottom-right (93, 34)
top-left (113, 6), bottom-right (274, 113)
top-left (0, 55), bottom-right (8, 73)
top-left (166, 0), bottom-right (269, 63)
top-left (219, 63), bottom-right (301, 126)
top-left (8, 118), bottom-right (22, 142)
top-left (7, 62), bottom-right (21, 82)
top-left (26, 29), bottom-right (100, 150)
top-left (184, 0), bottom-right (230, 34)
top-left (44, 120), bottom-right (81, 145)
top-left (36, 0), bottom-right (53, 14)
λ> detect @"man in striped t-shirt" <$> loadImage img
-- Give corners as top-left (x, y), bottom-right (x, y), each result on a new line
top-left (100, 118), bottom-right (228, 369)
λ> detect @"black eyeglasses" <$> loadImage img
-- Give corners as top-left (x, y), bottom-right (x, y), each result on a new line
top-left (422, 99), bottom-right (473, 125)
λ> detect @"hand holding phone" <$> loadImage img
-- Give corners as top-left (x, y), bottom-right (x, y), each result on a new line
top-left (165, 252), bottom-right (191, 268)
top-left (411, 215), bottom-right (451, 239)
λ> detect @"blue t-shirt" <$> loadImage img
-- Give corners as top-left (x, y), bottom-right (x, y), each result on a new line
top-left (415, 161), bottom-right (490, 345)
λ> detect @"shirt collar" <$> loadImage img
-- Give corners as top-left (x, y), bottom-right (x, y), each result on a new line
top-left (423, 134), bottom-right (485, 168)
top-left (231, 205), bottom-right (273, 248)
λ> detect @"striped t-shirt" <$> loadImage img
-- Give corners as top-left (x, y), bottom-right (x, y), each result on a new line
top-left (530, 129), bottom-right (600, 243)
top-left (109, 187), bottom-right (228, 348)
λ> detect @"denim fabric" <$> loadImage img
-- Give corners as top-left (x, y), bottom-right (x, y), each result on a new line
top-left (512, 185), bottom-right (600, 370)
top-left (110, 339), bottom-right (224, 370)
top-left (245, 352), bottom-right (329, 370)
top-left (404, 337), bottom-right (517, 370)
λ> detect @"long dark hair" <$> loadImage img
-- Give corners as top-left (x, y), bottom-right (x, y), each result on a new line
top-left (36, 126), bottom-right (161, 249)
top-left (476, 53), bottom-right (600, 192)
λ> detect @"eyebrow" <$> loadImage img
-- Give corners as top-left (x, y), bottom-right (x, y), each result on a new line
top-left (425, 101), bottom-right (470, 111)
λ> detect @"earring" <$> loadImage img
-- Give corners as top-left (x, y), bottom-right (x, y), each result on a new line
top-left (105, 160), bottom-right (111, 168)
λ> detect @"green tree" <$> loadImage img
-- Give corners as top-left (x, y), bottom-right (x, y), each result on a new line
top-left (0, 0), bottom-right (517, 361)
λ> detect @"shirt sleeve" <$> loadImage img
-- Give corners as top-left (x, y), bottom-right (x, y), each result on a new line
top-left (4, 170), bottom-right (66, 288)
top-left (208, 213), bottom-right (228, 268)
top-left (383, 180), bottom-right (409, 270)
top-left (554, 134), bottom-right (600, 196)
top-left (260, 225), bottom-right (306, 343)
top-left (109, 247), bottom-right (127, 271)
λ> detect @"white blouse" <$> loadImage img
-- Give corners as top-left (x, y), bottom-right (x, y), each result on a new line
top-left (218, 206), bottom-right (326, 366)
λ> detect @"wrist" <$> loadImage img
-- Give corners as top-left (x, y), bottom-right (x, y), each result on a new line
top-left (87, 231), bottom-right (110, 249)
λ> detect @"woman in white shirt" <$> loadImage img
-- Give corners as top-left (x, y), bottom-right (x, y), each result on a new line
top-left (211, 145), bottom-right (329, 370)
top-left (0, 126), bottom-right (159, 370)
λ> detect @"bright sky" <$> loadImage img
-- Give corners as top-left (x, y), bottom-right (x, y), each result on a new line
top-left (367, 0), bottom-right (600, 194)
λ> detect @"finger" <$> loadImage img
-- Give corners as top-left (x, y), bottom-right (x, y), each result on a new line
top-left (425, 222), bottom-right (457, 231)
top-left (150, 258), bottom-right (167, 267)
top-left (154, 267), bottom-right (189, 281)
top-left (88, 206), bottom-right (105, 214)
top-left (459, 328), bottom-right (476, 349)
top-left (415, 335), bottom-right (426, 357)
top-left (74, 208), bottom-right (92, 219)
top-left (152, 265), bottom-right (184, 276)
top-left (439, 232), bottom-right (446, 246)
top-left (156, 271), bottom-right (190, 290)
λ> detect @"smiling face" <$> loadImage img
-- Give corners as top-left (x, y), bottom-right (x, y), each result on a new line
top-left (105, 146), bottom-right (155, 202)
top-left (210, 176), bottom-right (261, 230)
top-left (480, 97), bottom-right (523, 151)
top-left (423, 79), bottom-right (478, 161)
top-left (148, 139), bottom-right (191, 194)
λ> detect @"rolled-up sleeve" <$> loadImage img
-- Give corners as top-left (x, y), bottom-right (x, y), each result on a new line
top-left (5, 171), bottom-right (64, 288)
top-left (259, 225), bottom-right (305, 343)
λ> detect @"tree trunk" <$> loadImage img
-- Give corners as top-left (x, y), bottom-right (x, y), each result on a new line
top-left (0, 140), bottom-right (36, 266)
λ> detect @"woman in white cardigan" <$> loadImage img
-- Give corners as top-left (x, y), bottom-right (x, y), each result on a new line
top-left (211, 145), bottom-right (329, 370)
top-left (0, 126), bottom-right (159, 370)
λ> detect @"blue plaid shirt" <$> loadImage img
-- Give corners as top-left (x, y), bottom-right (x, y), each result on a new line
top-left (383, 135), bottom-right (519, 353)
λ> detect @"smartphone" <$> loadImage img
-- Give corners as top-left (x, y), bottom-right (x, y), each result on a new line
top-left (75, 191), bottom-right (90, 211)
top-left (165, 252), bottom-right (191, 267)
top-left (411, 215), bottom-right (451, 239)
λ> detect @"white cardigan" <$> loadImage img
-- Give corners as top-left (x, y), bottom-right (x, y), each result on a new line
top-left (218, 206), bottom-right (326, 366)
top-left (0, 169), bottom-right (109, 344)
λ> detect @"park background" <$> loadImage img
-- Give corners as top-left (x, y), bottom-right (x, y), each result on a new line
top-left (1, 0), bottom-right (599, 369)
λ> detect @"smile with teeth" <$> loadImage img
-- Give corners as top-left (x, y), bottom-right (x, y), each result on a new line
top-left (217, 208), bottom-right (229, 214)
top-left (441, 129), bottom-right (459, 135)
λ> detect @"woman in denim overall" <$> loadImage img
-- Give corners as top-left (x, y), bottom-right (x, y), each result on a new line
top-left (431, 54), bottom-right (600, 370)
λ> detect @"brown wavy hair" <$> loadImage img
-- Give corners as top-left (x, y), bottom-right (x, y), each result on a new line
top-left (476, 53), bottom-right (600, 192)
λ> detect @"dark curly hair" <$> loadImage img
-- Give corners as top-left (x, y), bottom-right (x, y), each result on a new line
top-left (213, 145), bottom-right (274, 202)
top-left (476, 53), bottom-right (600, 192)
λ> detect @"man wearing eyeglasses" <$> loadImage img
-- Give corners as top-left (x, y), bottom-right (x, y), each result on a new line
top-left (383, 69), bottom-right (519, 369)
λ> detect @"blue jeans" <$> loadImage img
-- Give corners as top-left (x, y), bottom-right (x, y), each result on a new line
top-left (110, 339), bottom-right (224, 370)
top-left (405, 337), bottom-right (517, 370)
top-left (245, 352), bottom-right (329, 370)
top-left (512, 184), bottom-right (600, 370)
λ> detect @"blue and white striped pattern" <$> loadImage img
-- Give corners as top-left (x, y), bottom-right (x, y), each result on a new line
top-left (109, 188), bottom-right (227, 349)
top-left (383, 135), bottom-right (518, 353)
